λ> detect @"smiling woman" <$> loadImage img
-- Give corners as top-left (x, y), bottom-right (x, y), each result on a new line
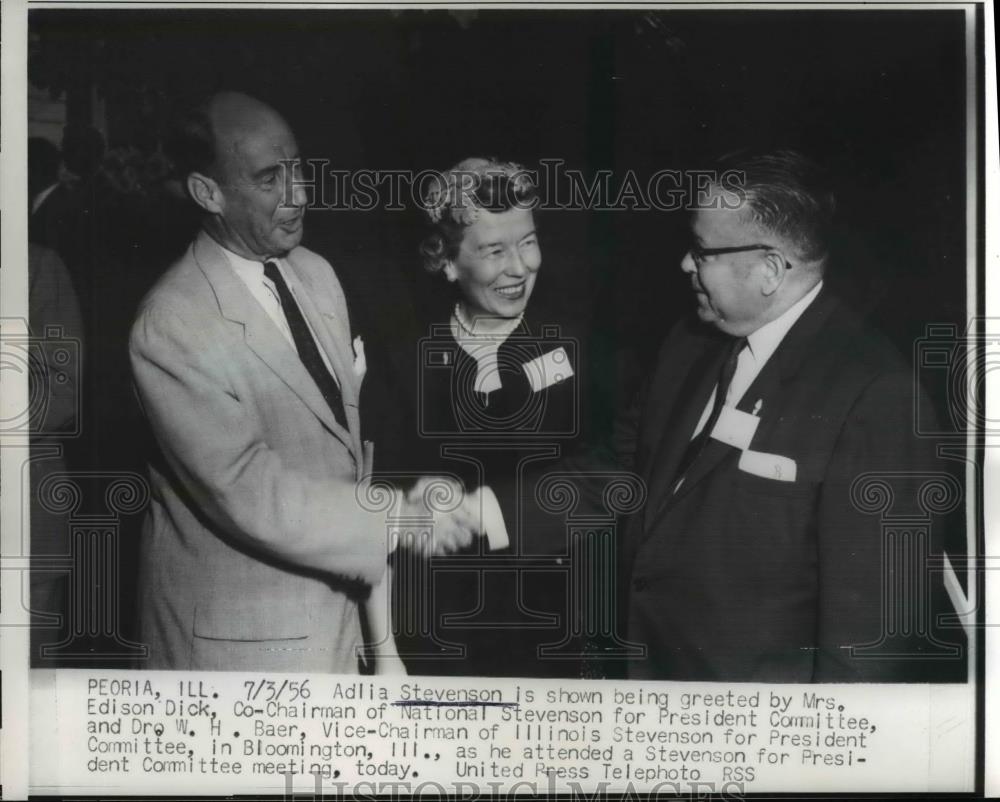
top-left (383, 157), bottom-right (584, 679)
top-left (444, 206), bottom-right (541, 318)
top-left (420, 157), bottom-right (541, 318)
top-left (418, 158), bottom-right (548, 401)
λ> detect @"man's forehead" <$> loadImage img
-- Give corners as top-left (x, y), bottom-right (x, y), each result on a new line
top-left (690, 205), bottom-right (751, 239)
top-left (227, 124), bottom-right (297, 163)
top-left (210, 99), bottom-right (297, 171)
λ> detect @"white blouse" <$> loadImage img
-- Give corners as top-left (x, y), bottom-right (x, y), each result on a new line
top-left (450, 303), bottom-right (524, 395)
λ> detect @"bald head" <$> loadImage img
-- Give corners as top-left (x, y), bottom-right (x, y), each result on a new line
top-left (172, 91), bottom-right (307, 260)
top-left (204, 92), bottom-right (294, 181)
top-left (169, 92), bottom-right (286, 180)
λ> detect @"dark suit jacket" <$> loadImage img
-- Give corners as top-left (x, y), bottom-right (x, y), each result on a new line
top-left (383, 312), bottom-right (584, 677)
top-left (619, 288), bottom-right (964, 682)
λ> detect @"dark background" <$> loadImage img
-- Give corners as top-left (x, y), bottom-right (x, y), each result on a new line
top-left (27, 8), bottom-right (971, 660)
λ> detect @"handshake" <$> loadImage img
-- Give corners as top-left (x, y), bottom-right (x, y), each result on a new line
top-left (391, 476), bottom-right (508, 556)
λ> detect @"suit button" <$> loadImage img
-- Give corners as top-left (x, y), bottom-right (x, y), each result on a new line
top-left (633, 577), bottom-right (648, 592)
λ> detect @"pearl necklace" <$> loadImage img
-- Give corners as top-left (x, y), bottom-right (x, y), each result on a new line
top-left (450, 304), bottom-right (525, 398)
top-left (452, 303), bottom-right (523, 339)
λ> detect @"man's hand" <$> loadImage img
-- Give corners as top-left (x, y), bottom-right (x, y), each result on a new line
top-left (395, 476), bottom-right (482, 556)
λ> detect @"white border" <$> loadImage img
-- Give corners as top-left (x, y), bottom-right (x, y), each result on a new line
top-left (1, 2), bottom-right (993, 798)
top-left (1, 0), bottom-right (33, 798)
top-left (982, 0), bottom-right (999, 794)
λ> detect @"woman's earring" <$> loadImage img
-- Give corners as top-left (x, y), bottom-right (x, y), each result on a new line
top-left (443, 261), bottom-right (457, 282)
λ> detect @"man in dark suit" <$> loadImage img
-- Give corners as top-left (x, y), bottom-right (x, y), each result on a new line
top-left (612, 149), bottom-right (964, 682)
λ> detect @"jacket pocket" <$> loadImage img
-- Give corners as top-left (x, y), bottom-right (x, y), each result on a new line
top-left (733, 470), bottom-right (820, 500)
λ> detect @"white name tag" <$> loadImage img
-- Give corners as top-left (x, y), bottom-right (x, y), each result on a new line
top-left (738, 449), bottom-right (798, 482)
top-left (523, 347), bottom-right (574, 393)
top-left (709, 406), bottom-right (760, 451)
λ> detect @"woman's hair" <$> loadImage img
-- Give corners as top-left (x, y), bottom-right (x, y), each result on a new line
top-left (419, 157), bottom-right (537, 274)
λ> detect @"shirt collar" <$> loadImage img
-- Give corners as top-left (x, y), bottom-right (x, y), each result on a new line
top-left (746, 280), bottom-right (824, 364)
top-left (220, 246), bottom-right (280, 282)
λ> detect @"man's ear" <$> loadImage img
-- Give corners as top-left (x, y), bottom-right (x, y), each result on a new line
top-left (759, 251), bottom-right (786, 297)
top-left (443, 260), bottom-right (458, 282)
top-left (187, 172), bottom-right (224, 215)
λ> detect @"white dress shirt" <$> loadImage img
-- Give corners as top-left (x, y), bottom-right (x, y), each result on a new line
top-left (223, 247), bottom-right (339, 386)
top-left (692, 280), bottom-right (824, 438)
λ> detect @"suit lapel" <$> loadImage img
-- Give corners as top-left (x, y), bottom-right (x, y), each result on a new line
top-left (282, 252), bottom-right (365, 468)
top-left (282, 252), bottom-right (357, 402)
top-left (642, 340), bottom-right (728, 528)
top-left (664, 353), bottom-right (783, 509)
top-left (193, 231), bottom-right (356, 457)
top-left (646, 288), bottom-right (839, 527)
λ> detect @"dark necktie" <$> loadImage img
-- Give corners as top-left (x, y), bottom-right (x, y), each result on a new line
top-left (673, 336), bottom-right (747, 487)
top-left (263, 261), bottom-right (349, 431)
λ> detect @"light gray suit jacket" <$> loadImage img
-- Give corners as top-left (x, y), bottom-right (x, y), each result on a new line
top-left (130, 230), bottom-right (386, 672)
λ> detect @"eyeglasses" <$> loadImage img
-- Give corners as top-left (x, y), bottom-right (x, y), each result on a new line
top-left (689, 242), bottom-right (792, 269)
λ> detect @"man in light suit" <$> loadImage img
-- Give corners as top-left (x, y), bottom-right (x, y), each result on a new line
top-left (130, 92), bottom-right (473, 672)
top-left (613, 149), bottom-right (964, 682)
